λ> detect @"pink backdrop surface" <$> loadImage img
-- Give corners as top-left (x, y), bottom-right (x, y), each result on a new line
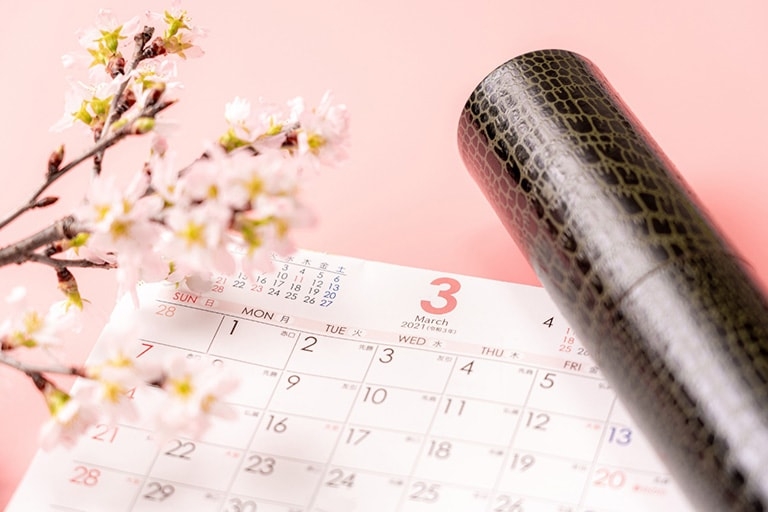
top-left (1, 0), bottom-right (767, 506)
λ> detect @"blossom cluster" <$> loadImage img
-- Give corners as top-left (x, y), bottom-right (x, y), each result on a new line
top-left (0, 5), bottom-right (349, 449)
top-left (74, 88), bottom-right (348, 303)
top-left (0, 286), bottom-right (238, 449)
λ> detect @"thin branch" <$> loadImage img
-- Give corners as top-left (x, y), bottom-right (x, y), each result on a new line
top-left (0, 136), bottom-right (126, 231)
top-left (93, 26), bottom-right (155, 176)
top-left (26, 253), bottom-right (115, 269)
top-left (0, 351), bottom-right (85, 378)
top-left (0, 99), bottom-right (175, 232)
top-left (0, 216), bottom-right (85, 267)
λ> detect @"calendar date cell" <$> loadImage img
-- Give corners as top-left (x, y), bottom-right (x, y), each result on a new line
top-left (250, 414), bottom-right (341, 462)
top-left (430, 396), bottom-right (521, 446)
top-left (149, 439), bottom-right (241, 491)
top-left (348, 387), bottom-right (438, 433)
top-left (269, 372), bottom-right (358, 421)
top-left (313, 467), bottom-right (405, 512)
top-left (331, 426), bottom-right (422, 475)
top-left (513, 409), bottom-right (605, 461)
top-left (599, 403), bottom-right (670, 473)
top-left (365, 346), bottom-right (454, 392)
top-left (222, 495), bottom-right (302, 512)
top-left (497, 451), bottom-right (589, 503)
top-left (221, 360), bottom-right (281, 409)
top-left (491, 494), bottom-right (577, 512)
top-left (131, 479), bottom-right (222, 511)
top-left (195, 404), bottom-right (261, 447)
top-left (526, 370), bottom-right (614, 419)
top-left (12, 459), bottom-right (140, 512)
top-left (139, 299), bottom-right (222, 352)
top-left (284, 333), bottom-right (375, 381)
top-left (399, 480), bottom-right (490, 511)
top-left (583, 466), bottom-right (692, 512)
top-left (209, 319), bottom-right (297, 368)
top-left (229, 455), bottom-right (323, 506)
top-left (411, 437), bottom-right (507, 488)
top-left (444, 358), bottom-right (535, 405)
top-left (75, 423), bottom-right (157, 475)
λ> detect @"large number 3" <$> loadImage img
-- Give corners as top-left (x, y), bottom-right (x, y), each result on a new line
top-left (420, 277), bottom-right (461, 315)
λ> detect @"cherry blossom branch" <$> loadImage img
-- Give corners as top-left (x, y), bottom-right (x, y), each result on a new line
top-left (0, 216), bottom-right (84, 267)
top-left (92, 25), bottom-right (156, 176)
top-left (0, 351), bottom-right (85, 378)
top-left (26, 254), bottom-right (114, 269)
top-left (0, 6), bottom-right (351, 450)
top-left (0, 99), bottom-right (175, 233)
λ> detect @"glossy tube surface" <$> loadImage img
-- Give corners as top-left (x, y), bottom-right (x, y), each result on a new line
top-left (457, 49), bottom-right (768, 511)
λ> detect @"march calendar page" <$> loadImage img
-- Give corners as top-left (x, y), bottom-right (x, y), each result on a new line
top-left (8, 249), bottom-right (693, 511)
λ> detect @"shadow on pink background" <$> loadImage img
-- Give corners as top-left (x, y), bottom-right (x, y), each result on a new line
top-left (1, 0), bottom-right (767, 506)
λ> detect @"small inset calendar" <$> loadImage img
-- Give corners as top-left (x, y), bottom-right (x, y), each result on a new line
top-left (8, 249), bottom-right (694, 511)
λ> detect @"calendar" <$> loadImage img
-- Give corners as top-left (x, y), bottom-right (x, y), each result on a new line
top-left (8, 249), bottom-right (694, 512)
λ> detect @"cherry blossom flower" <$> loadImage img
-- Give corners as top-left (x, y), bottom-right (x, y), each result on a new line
top-left (146, 4), bottom-right (206, 60)
top-left (163, 260), bottom-right (213, 295)
top-left (220, 97), bottom-right (290, 151)
top-left (76, 173), bottom-right (167, 301)
top-left (63, 235), bottom-right (117, 269)
top-left (235, 195), bottom-right (315, 277)
top-left (39, 388), bottom-right (100, 451)
top-left (78, 9), bottom-right (142, 65)
top-left (77, 173), bottom-right (162, 252)
top-left (161, 202), bottom-right (235, 276)
top-left (74, 375), bottom-right (138, 425)
top-left (224, 96), bottom-right (251, 130)
top-left (51, 78), bottom-right (121, 132)
top-left (294, 91), bottom-right (350, 169)
top-left (1, 3), bottom-right (354, 452)
top-left (61, 9), bottom-right (142, 78)
top-left (175, 146), bottom-right (250, 211)
top-left (154, 356), bottom-right (237, 440)
top-left (79, 326), bottom-right (161, 423)
top-left (130, 59), bottom-right (183, 107)
top-left (234, 149), bottom-right (301, 201)
top-left (0, 288), bottom-right (79, 349)
top-left (148, 146), bottom-right (183, 205)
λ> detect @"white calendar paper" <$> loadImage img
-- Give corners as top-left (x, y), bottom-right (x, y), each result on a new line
top-left (8, 249), bottom-right (694, 511)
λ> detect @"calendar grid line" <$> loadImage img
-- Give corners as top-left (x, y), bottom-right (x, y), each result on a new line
top-left (394, 351), bottom-right (459, 510)
top-left (134, 303), bottom-right (667, 511)
top-left (156, 291), bottom-right (602, 382)
top-left (224, 490), bottom-right (305, 511)
top-left (8, 249), bottom-right (694, 512)
top-left (114, 406), bottom-right (674, 485)
top-left (206, 315), bottom-right (226, 354)
top-left (576, 395), bottom-right (620, 509)
top-left (213, 322), bottom-right (304, 511)
top-left (124, 414), bottom-right (164, 510)
top-left (153, 288), bottom-right (606, 384)
top-left (140, 320), bottom-right (610, 424)
top-left (304, 329), bottom-right (381, 509)
top-left (483, 362), bottom-right (542, 511)
top-left (150, 299), bottom-right (606, 384)
top-left (268, 257), bottom-right (348, 276)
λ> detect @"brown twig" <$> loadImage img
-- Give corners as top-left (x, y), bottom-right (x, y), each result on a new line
top-left (0, 99), bottom-right (175, 233)
top-left (26, 253), bottom-right (115, 269)
top-left (0, 216), bottom-right (83, 267)
top-left (92, 25), bottom-right (156, 177)
top-left (0, 351), bottom-right (86, 378)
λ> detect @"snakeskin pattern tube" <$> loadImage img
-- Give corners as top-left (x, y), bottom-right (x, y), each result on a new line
top-left (457, 49), bottom-right (768, 511)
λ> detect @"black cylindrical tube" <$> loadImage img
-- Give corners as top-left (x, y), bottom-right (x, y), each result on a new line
top-left (457, 49), bottom-right (768, 511)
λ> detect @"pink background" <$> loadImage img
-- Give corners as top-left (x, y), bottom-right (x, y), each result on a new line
top-left (1, 0), bottom-right (767, 506)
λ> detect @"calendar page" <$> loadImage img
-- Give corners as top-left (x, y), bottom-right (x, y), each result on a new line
top-left (8, 249), bottom-right (694, 512)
